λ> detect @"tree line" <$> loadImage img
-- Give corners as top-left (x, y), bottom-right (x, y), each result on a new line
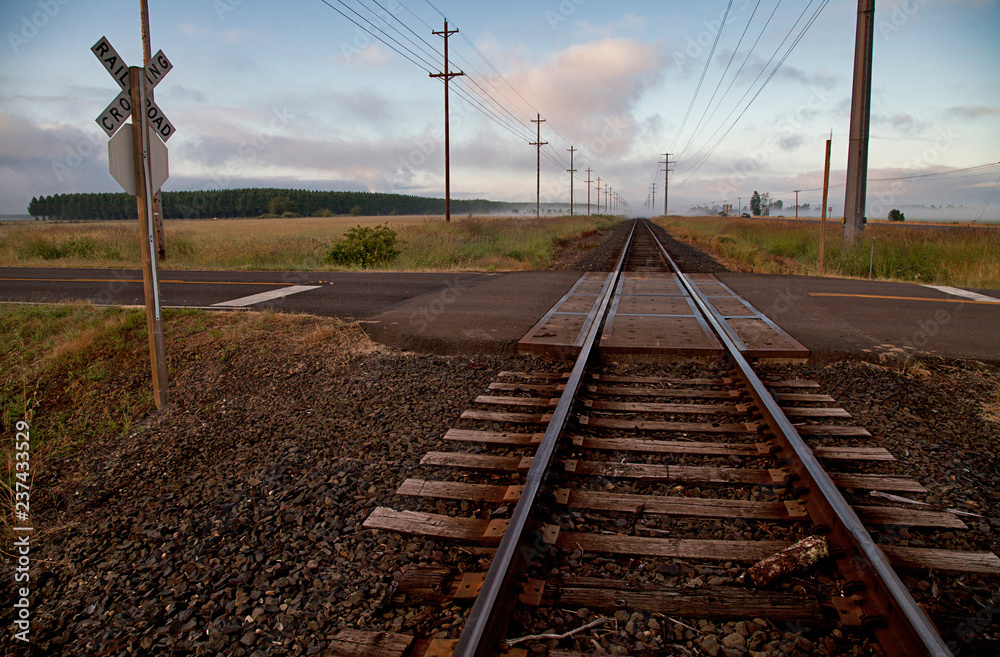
top-left (27, 189), bottom-right (516, 221)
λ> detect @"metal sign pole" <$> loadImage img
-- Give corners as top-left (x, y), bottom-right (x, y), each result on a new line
top-left (128, 66), bottom-right (168, 408)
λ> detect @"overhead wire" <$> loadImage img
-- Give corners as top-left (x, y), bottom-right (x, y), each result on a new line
top-left (676, 0), bottom-right (764, 162)
top-left (705, 162), bottom-right (1000, 210)
top-left (669, 0), bottom-right (735, 154)
top-left (677, 0), bottom-right (826, 180)
top-left (975, 174), bottom-right (1000, 221)
top-left (677, 0), bottom-right (783, 165)
top-left (409, 0), bottom-right (583, 173)
top-left (317, 0), bottom-right (436, 73)
top-left (651, 1), bottom-right (779, 207)
top-left (319, 0), bottom-right (622, 201)
top-left (676, 0), bottom-right (831, 186)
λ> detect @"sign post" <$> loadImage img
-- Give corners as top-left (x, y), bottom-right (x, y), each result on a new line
top-left (92, 36), bottom-right (172, 409)
top-left (128, 65), bottom-right (168, 409)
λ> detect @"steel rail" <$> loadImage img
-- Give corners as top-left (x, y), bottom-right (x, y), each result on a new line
top-left (642, 219), bottom-right (951, 657)
top-left (452, 221), bottom-right (637, 657)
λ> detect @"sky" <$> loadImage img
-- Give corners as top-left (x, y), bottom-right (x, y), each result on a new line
top-left (1, 0), bottom-right (999, 220)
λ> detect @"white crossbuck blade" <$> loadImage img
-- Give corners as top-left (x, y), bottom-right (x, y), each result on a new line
top-left (92, 36), bottom-right (175, 141)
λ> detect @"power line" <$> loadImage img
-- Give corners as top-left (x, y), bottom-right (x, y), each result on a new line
top-left (317, 0), bottom-right (435, 72)
top-left (679, 0), bottom-right (827, 179)
top-left (676, 0), bottom-right (831, 186)
top-left (319, 0), bottom-right (600, 200)
top-left (669, 0), bottom-right (734, 153)
top-left (677, 0), bottom-right (763, 161)
top-left (975, 174), bottom-right (1000, 221)
top-left (706, 162), bottom-right (1000, 208)
top-left (678, 1), bottom-right (783, 163)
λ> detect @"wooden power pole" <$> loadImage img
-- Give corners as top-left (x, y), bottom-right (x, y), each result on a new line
top-left (530, 114), bottom-right (547, 219)
top-left (566, 146), bottom-right (576, 215)
top-left (843, 0), bottom-right (875, 246)
top-left (585, 168), bottom-right (593, 216)
top-left (595, 176), bottom-right (601, 214)
top-left (661, 153), bottom-right (674, 217)
top-left (431, 21), bottom-right (464, 223)
top-left (140, 0), bottom-right (165, 259)
top-left (820, 134), bottom-right (833, 272)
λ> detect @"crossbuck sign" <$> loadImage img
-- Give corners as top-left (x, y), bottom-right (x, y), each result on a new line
top-left (92, 36), bottom-right (175, 141)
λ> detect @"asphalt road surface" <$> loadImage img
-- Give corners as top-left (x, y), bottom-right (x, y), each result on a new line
top-left (1, 267), bottom-right (997, 360)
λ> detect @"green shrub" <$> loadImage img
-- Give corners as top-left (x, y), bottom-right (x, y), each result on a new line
top-left (326, 224), bottom-right (402, 267)
top-left (349, 205), bottom-right (362, 217)
top-left (315, 208), bottom-right (333, 217)
top-left (18, 236), bottom-right (95, 260)
top-left (888, 208), bottom-right (905, 222)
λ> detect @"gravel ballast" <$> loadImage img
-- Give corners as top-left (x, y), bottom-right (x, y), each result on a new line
top-left (4, 314), bottom-right (536, 655)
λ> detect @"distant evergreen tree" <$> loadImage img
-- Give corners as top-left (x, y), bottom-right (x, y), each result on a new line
top-left (27, 188), bottom-right (516, 220)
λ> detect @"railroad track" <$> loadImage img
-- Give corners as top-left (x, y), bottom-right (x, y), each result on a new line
top-left (364, 219), bottom-right (998, 657)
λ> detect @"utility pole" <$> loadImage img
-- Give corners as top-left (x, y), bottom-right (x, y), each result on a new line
top-left (530, 114), bottom-right (547, 219)
top-left (604, 184), bottom-right (609, 215)
top-left (596, 176), bottom-right (601, 214)
top-left (660, 153), bottom-right (674, 217)
top-left (431, 21), bottom-right (464, 223)
top-left (585, 168), bottom-right (593, 216)
top-left (820, 133), bottom-right (833, 273)
top-left (794, 190), bottom-right (800, 219)
top-left (650, 182), bottom-right (656, 214)
top-left (141, 0), bottom-right (165, 260)
top-left (566, 146), bottom-right (577, 215)
top-left (843, 0), bottom-right (875, 246)
top-left (738, 196), bottom-right (742, 216)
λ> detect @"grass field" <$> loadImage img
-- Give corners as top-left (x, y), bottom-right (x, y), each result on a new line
top-left (655, 216), bottom-right (1000, 289)
top-left (0, 214), bottom-right (619, 272)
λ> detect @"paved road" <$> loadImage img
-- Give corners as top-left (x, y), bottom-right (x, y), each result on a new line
top-left (719, 274), bottom-right (1000, 362)
top-left (0, 267), bottom-right (582, 355)
top-left (1, 266), bottom-right (997, 360)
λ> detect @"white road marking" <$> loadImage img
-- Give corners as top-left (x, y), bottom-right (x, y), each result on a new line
top-left (212, 285), bottom-right (321, 308)
top-left (921, 285), bottom-right (1000, 304)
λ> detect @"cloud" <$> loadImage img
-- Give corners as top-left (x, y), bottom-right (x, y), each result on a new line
top-left (779, 135), bottom-right (803, 152)
top-left (870, 111), bottom-right (930, 134)
top-left (0, 111), bottom-right (115, 213)
top-left (735, 54), bottom-right (839, 90)
top-left (177, 23), bottom-right (261, 45)
top-left (178, 23), bottom-right (210, 38)
top-left (499, 38), bottom-right (668, 154)
top-left (947, 105), bottom-right (1000, 120)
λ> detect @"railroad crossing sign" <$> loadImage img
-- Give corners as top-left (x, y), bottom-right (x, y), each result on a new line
top-left (92, 36), bottom-right (175, 140)
top-left (91, 32), bottom-right (175, 410)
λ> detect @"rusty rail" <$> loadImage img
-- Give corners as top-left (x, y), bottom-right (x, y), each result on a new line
top-left (451, 221), bottom-right (636, 657)
top-left (452, 218), bottom-right (951, 657)
top-left (642, 219), bottom-right (951, 657)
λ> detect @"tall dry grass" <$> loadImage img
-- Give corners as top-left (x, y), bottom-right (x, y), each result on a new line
top-left (0, 214), bottom-right (618, 272)
top-left (656, 216), bottom-right (1000, 289)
